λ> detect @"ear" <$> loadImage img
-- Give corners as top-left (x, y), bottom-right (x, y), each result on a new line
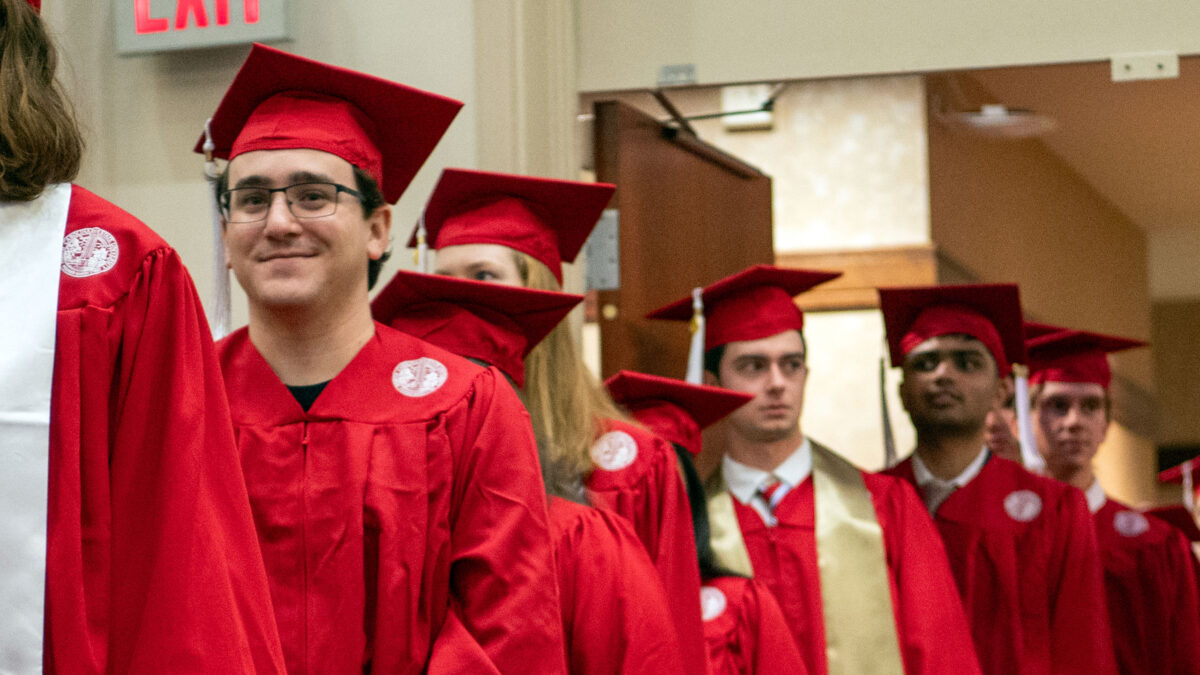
top-left (366, 205), bottom-right (392, 260)
top-left (996, 373), bottom-right (1014, 409)
top-left (897, 377), bottom-right (912, 414)
top-left (221, 227), bottom-right (233, 270)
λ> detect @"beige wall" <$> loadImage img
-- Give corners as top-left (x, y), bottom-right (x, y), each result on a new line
top-left (927, 83), bottom-right (1158, 504)
top-left (578, 0), bottom-right (1200, 91)
top-left (41, 1), bottom-right (564, 331)
top-left (583, 77), bottom-right (928, 468)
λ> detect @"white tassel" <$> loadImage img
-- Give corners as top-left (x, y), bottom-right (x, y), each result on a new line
top-left (414, 214), bottom-right (429, 273)
top-left (202, 118), bottom-right (231, 340)
top-left (684, 287), bottom-right (705, 384)
top-left (880, 352), bottom-right (898, 468)
top-left (1012, 364), bottom-right (1045, 473)
top-left (1184, 460), bottom-right (1195, 513)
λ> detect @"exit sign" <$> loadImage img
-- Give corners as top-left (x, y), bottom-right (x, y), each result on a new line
top-left (115, 0), bottom-right (289, 54)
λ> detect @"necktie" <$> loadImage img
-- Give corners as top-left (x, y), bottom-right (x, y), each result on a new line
top-left (758, 477), bottom-right (786, 513)
top-left (923, 480), bottom-right (957, 514)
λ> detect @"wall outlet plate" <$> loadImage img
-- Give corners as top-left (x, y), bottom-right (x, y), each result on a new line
top-left (1111, 51), bottom-right (1179, 82)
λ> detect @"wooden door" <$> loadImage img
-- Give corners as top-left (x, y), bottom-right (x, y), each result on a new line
top-left (593, 99), bottom-right (774, 380)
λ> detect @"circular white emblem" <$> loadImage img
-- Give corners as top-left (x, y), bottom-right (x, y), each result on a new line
top-left (61, 228), bottom-right (119, 278)
top-left (1004, 490), bottom-right (1043, 523)
top-left (391, 358), bottom-right (448, 397)
top-left (1114, 510), bottom-right (1150, 538)
top-left (590, 430), bottom-right (638, 472)
top-left (700, 586), bottom-right (727, 622)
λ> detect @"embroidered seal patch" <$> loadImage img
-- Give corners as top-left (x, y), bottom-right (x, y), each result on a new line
top-left (61, 228), bottom-right (118, 278)
top-left (700, 586), bottom-right (727, 622)
top-left (1114, 510), bottom-right (1150, 538)
top-left (1003, 490), bottom-right (1043, 522)
top-left (590, 430), bottom-right (638, 471)
top-left (392, 358), bottom-right (448, 397)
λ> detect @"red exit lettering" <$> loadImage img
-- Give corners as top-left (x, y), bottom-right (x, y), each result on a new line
top-left (135, 0), bottom-right (261, 34)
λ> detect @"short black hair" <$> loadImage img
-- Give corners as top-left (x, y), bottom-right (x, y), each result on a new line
top-left (214, 163), bottom-right (392, 290)
top-left (703, 330), bottom-right (807, 379)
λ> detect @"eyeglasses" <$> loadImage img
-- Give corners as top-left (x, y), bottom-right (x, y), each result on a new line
top-left (219, 182), bottom-right (364, 223)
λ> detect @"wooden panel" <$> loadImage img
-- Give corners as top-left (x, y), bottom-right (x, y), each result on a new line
top-left (774, 245), bottom-right (939, 311)
top-left (593, 100), bottom-right (774, 379)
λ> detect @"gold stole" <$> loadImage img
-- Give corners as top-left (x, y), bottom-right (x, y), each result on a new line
top-left (705, 442), bottom-right (905, 674)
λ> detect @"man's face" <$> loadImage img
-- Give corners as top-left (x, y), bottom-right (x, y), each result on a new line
top-left (708, 330), bottom-right (807, 444)
top-left (223, 148), bottom-right (389, 313)
top-left (898, 334), bottom-right (1002, 437)
top-left (984, 376), bottom-right (1021, 462)
top-left (1034, 381), bottom-right (1108, 475)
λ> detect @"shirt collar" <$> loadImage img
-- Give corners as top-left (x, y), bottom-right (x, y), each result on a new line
top-left (724, 437), bottom-right (813, 505)
top-left (911, 446), bottom-right (989, 489)
top-left (1084, 479), bottom-right (1107, 514)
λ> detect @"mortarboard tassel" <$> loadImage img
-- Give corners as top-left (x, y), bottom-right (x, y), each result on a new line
top-left (1012, 364), bottom-right (1046, 473)
top-left (202, 118), bottom-right (232, 340)
top-left (684, 287), bottom-right (705, 384)
top-left (414, 214), bottom-right (429, 273)
top-left (1184, 459), bottom-right (1195, 514)
top-left (880, 349), bottom-right (898, 468)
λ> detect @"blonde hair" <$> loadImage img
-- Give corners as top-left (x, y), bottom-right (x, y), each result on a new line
top-left (515, 251), bottom-right (631, 493)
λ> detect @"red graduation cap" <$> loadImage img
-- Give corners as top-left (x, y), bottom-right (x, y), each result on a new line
top-left (604, 370), bottom-right (754, 456)
top-left (877, 284), bottom-right (1025, 376)
top-left (1146, 505), bottom-right (1200, 542)
top-left (1024, 320), bottom-right (1068, 340)
top-left (195, 43), bottom-right (462, 204)
top-left (370, 270), bottom-right (582, 387)
top-left (645, 265), bottom-right (842, 349)
top-left (25, 0), bottom-right (40, 11)
top-left (1026, 329), bottom-right (1145, 389)
top-left (411, 168), bottom-right (615, 284)
top-left (1159, 459), bottom-right (1200, 485)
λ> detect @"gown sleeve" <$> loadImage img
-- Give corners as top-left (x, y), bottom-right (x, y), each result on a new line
top-left (442, 367), bottom-right (568, 674)
top-left (743, 578), bottom-right (808, 675)
top-left (1047, 489), bottom-right (1117, 674)
top-left (881, 478), bottom-right (982, 675)
top-left (100, 248), bottom-right (285, 673)
top-left (553, 498), bottom-right (685, 674)
top-left (586, 423), bottom-right (709, 675)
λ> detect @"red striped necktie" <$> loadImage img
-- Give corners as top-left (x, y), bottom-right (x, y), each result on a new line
top-left (758, 478), bottom-right (787, 512)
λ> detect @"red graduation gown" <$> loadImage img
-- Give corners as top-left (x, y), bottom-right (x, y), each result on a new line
top-left (46, 186), bottom-right (285, 673)
top-left (730, 470), bottom-right (979, 675)
top-left (550, 497), bottom-right (685, 674)
top-left (585, 418), bottom-right (708, 675)
top-left (701, 576), bottom-right (807, 675)
top-left (1094, 498), bottom-right (1200, 674)
top-left (219, 325), bottom-right (566, 674)
top-left (885, 456), bottom-right (1117, 675)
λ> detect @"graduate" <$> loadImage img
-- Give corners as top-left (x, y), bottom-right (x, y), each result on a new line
top-left (372, 270), bottom-right (686, 674)
top-left (1027, 327), bottom-right (1200, 674)
top-left (199, 44), bottom-right (564, 673)
top-left (416, 168), bottom-right (708, 675)
top-left (877, 284), bottom-right (1117, 675)
top-left (605, 370), bottom-right (807, 675)
top-left (648, 265), bottom-right (979, 675)
top-left (0, 2), bottom-right (285, 671)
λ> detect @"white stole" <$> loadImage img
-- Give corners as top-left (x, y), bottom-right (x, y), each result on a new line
top-left (0, 183), bottom-right (71, 672)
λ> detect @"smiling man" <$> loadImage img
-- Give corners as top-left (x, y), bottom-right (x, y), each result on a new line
top-left (199, 44), bottom-right (565, 674)
top-left (649, 266), bottom-right (978, 675)
top-left (878, 284), bottom-right (1116, 675)
top-left (1028, 328), bottom-right (1200, 674)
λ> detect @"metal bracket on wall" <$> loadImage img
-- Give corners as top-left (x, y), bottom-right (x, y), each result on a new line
top-left (585, 209), bottom-right (620, 291)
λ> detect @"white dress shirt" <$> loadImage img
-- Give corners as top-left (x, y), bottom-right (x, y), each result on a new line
top-left (911, 446), bottom-right (989, 513)
top-left (724, 437), bottom-right (813, 526)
